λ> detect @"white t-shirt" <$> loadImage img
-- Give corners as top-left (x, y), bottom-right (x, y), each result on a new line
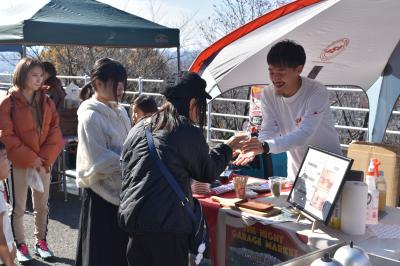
top-left (258, 76), bottom-right (342, 179)
top-left (0, 182), bottom-right (14, 263)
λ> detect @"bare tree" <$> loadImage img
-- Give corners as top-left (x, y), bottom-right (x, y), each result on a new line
top-left (197, 0), bottom-right (293, 140)
top-left (198, 0), bottom-right (293, 46)
top-left (39, 45), bottom-right (169, 105)
top-left (329, 89), bottom-right (369, 146)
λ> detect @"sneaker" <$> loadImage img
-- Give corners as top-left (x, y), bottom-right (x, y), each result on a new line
top-left (34, 239), bottom-right (54, 261)
top-left (16, 243), bottom-right (33, 264)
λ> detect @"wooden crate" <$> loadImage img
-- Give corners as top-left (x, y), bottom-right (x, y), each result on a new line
top-left (59, 108), bottom-right (78, 136)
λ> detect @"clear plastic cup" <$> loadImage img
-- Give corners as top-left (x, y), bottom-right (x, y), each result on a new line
top-left (269, 177), bottom-right (282, 197)
top-left (233, 176), bottom-right (248, 199)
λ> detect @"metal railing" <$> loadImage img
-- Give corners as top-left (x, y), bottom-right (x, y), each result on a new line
top-left (1, 73), bottom-right (399, 147)
top-left (207, 93), bottom-right (400, 146)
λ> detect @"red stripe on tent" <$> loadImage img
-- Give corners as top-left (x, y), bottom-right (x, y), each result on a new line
top-left (189, 0), bottom-right (322, 73)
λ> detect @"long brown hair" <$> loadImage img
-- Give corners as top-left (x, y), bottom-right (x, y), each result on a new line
top-left (13, 57), bottom-right (44, 89)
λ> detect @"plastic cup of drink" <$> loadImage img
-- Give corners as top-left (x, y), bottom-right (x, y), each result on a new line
top-left (269, 177), bottom-right (282, 197)
top-left (233, 176), bottom-right (248, 199)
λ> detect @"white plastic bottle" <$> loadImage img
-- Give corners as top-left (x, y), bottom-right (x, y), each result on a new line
top-left (365, 160), bottom-right (379, 225)
top-left (376, 170), bottom-right (386, 211)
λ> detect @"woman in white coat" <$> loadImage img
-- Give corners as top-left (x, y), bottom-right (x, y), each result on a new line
top-left (75, 58), bottom-right (131, 266)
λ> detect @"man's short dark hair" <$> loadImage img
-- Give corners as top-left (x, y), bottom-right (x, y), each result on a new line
top-left (267, 40), bottom-right (306, 68)
top-left (0, 141), bottom-right (5, 150)
top-left (132, 95), bottom-right (158, 114)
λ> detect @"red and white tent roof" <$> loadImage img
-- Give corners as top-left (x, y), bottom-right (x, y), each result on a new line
top-left (190, 0), bottom-right (400, 98)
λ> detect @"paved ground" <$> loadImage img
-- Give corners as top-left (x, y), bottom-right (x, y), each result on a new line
top-left (23, 189), bottom-right (81, 266)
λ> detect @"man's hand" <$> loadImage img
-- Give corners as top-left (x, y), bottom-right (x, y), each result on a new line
top-left (242, 137), bottom-right (264, 154)
top-left (233, 151), bottom-right (257, 166)
top-left (232, 137), bottom-right (264, 166)
top-left (225, 134), bottom-right (249, 157)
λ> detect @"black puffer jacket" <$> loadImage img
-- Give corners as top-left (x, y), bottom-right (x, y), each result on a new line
top-left (118, 117), bottom-right (232, 234)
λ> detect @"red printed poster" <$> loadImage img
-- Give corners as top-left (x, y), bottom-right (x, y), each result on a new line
top-left (249, 86), bottom-right (265, 131)
top-left (225, 223), bottom-right (311, 266)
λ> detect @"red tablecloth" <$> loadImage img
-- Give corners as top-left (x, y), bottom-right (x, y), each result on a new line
top-left (194, 179), bottom-right (292, 266)
top-left (194, 191), bottom-right (239, 266)
top-left (194, 187), bottom-right (272, 266)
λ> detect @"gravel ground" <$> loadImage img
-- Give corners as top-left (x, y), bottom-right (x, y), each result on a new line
top-left (22, 190), bottom-right (81, 266)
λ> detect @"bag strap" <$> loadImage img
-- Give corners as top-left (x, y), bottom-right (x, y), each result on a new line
top-left (145, 127), bottom-right (196, 222)
top-left (9, 95), bottom-right (14, 120)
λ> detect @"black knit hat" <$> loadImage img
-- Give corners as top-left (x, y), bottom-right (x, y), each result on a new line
top-left (162, 71), bottom-right (211, 100)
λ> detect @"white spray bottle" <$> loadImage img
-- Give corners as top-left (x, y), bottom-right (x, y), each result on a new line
top-left (365, 159), bottom-right (379, 225)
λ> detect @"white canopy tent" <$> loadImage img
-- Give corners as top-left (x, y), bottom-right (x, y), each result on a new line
top-left (367, 42), bottom-right (400, 142)
top-left (190, 0), bottom-right (400, 142)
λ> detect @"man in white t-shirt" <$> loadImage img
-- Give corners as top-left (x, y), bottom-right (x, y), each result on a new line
top-left (235, 40), bottom-right (342, 179)
top-left (0, 141), bottom-right (16, 266)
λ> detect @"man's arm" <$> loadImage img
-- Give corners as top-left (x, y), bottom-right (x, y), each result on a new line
top-left (234, 87), bottom-right (330, 165)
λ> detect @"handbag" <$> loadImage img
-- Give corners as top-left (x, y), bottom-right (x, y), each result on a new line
top-left (145, 127), bottom-right (209, 265)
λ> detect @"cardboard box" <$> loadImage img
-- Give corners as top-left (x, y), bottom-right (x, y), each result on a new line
top-left (347, 141), bottom-right (400, 207)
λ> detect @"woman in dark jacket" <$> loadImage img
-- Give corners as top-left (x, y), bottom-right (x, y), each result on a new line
top-left (119, 72), bottom-right (245, 266)
top-left (42, 62), bottom-right (66, 110)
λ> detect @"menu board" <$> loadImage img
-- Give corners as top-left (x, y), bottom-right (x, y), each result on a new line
top-left (287, 146), bottom-right (353, 224)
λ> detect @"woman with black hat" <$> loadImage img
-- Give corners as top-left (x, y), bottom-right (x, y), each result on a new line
top-left (119, 71), bottom-right (246, 266)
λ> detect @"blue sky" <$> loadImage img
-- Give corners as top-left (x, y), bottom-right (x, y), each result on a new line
top-left (100, 0), bottom-right (216, 26)
top-left (99, 0), bottom-right (217, 48)
top-left (0, 0), bottom-right (217, 71)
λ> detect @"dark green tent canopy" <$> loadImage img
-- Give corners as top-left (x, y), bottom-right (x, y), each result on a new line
top-left (0, 0), bottom-right (180, 48)
top-left (0, 45), bottom-right (23, 53)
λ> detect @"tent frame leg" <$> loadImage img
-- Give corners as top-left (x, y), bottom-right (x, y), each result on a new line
top-left (177, 46), bottom-right (181, 74)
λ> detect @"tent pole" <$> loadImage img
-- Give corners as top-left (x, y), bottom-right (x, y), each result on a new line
top-left (207, 101), bottom-right (212, 143)
top-left (177, 46), bottom-right (181, 74)
top-left (88, 47), bottom-right (94, 67)
top-left (22, 45), bottom-right (26, 57)
top-left (138, 77), bottom-right (143, 95)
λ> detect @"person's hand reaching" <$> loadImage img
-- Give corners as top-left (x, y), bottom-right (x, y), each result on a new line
top-left (233, 137), bottom-right (264, 165)
top-left (225, 134), bottom-right (249, 157)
